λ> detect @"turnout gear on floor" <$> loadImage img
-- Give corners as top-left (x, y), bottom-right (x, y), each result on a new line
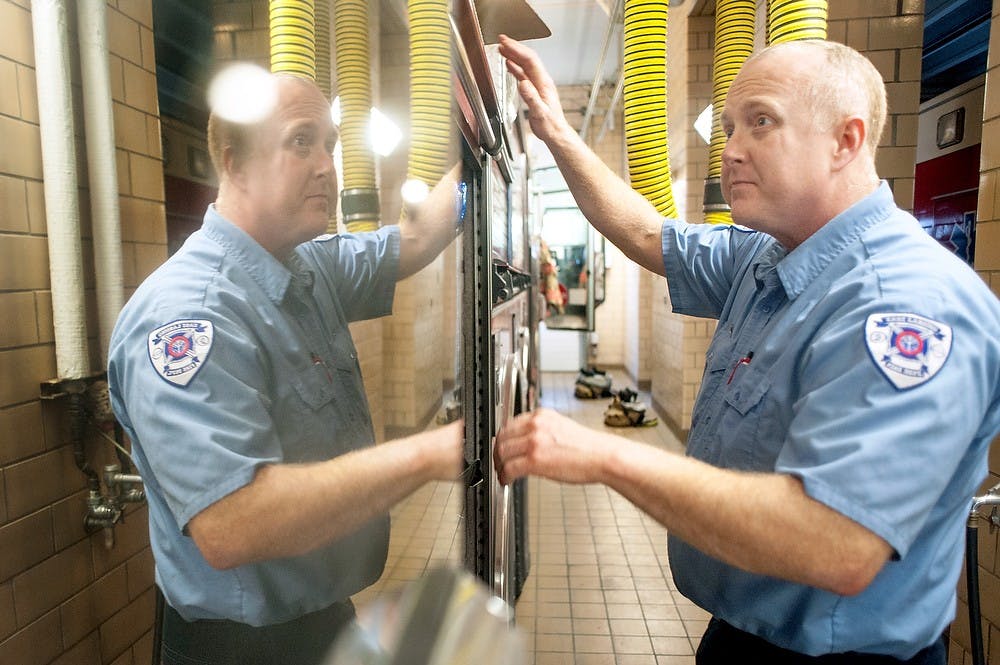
top-left (603, 388), bottom-right (658, 428)
top-left (574, 366), bottom-right (613, 398)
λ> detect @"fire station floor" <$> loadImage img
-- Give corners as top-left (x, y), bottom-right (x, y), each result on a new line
top-left (353, 369), bottom-right (705, 665)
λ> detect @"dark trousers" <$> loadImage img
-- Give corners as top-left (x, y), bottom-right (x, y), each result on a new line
top-left (160, 598), bottom-right (355, 665)
top-left (696, 618), bottom-right (946, 665)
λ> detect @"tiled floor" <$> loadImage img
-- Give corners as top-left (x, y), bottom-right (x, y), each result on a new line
top-left (354, 369), bottom-right (709, 665)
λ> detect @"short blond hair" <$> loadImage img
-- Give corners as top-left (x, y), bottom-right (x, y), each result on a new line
top-left (748, 40), bottom-right (887, 156)
top-left (206, 73), bottom-right (322, 177)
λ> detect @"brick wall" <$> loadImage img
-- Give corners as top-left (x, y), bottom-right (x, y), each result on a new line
top-left (827, 1), bottom-right (923, 211)
top-left (649, 7), bottom-right (718, 433)
top-left (0, 1), bottom-right (162, 663)
top-left (952, 4), bottom-right (1000, 664)
top-left (378, 27), bottom-right (453, 434)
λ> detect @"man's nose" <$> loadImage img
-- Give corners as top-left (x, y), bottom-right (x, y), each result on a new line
top-left (721, 133), bottom-right (743, 166)
top-left (316, 148), bottom-right (334, 177)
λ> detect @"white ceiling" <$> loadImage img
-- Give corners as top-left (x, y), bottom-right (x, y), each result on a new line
top-left (522, 0), bottom-right (621, 87)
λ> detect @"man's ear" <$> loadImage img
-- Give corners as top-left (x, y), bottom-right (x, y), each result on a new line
top-left (832, 116), bottom-right (866, 170)
top-left (221, 145), bottom-right (247, 189)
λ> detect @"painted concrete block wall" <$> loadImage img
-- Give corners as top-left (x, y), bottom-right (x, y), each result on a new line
top-left (0, 1), bottom-right (162, 663)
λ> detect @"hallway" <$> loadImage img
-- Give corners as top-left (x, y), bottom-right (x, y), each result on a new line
top-left (354, 369), bottom-right (706, 665)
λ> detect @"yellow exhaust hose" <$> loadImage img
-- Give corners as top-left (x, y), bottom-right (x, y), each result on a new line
top-left (269, 1), bottom-right (316, 79)
top-left (315, 0), bottom-right (331, 97)
top-left (405, 0), bottom-right (451, 200)
top-left (623, 0), bottom-right (676, 218)
top-left (767, 0), bottom-right (827, 44)
top-left (704, 0), bottom-right (755, 225)
top-left (335, 0), bottom-right (380, 232)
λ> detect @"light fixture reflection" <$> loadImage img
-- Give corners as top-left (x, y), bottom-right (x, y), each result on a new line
top-left (207, 63), bottom-right (278, 124)
top-left (400, 179), bottom-right (429, 204)
top-left (331, 97), bottom-right (402, 156)
top-left (695, 104), bottom-right (713, 145)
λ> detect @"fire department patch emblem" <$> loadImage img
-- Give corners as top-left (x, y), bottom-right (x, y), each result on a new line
top-left (147, 319), bottom-right (214, 387)
top-left (864, 312), bottom-right (952, 390)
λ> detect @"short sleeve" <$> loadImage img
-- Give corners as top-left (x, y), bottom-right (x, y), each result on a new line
top-left (775, 300), bottom-right (992, 557)
top-left (301, 226), bottom-right (400, 322)
top-left (109, 304), bottom-right (281, 530)
top-left (662, 220), bottom-right (768, 319)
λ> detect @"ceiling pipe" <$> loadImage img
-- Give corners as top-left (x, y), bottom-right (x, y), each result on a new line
top-left (31, 0), bottom-right (90, 381)
top-left (595, 71), bottom-right (625, 144)
top-left (78, 0), bottom-right (124, 364)
top-left (580, 0), bottom-right (623, 143)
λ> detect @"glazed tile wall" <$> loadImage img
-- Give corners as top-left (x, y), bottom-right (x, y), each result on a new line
top-left (953, 4), bottom-right (1000, 664)
top-left (0, 1), bottom-right (162, 663)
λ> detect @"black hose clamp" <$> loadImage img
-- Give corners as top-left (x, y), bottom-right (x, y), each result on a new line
top-left (340, 187), bottom-right (380, 223)
top-left (703, 177), bottom-right (730, 213)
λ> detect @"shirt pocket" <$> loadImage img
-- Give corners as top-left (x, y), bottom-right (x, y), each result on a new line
top-left (290, 361), bottom-right (336, 411)
top-left (280, 363), bottom-right (338, 462)
top-left (719, 365), bottom-right (773, 470)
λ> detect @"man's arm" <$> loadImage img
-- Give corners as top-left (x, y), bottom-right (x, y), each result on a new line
top-left (188, 421), bottom-right (463, 569)
top-left (396, 164), bottom-right (463, 280)
top-left (493, 409), bottom-right (892, 596)
top-left (498, 35), bottom-right (668, 277)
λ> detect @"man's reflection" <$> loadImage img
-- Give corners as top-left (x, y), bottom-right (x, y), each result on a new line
top-left (107, 70), bottom-right (464, 665)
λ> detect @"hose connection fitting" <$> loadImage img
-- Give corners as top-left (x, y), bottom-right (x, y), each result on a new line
top-left (702, 177), bottom-right (729, 212)
top-left (341, 187), bottom-right (381, 229)
top-left (969, 483), bottom-right (1000, 528)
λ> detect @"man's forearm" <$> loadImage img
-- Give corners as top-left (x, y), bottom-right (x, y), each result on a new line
top-left (396, 164), bottom-right (462, 280)
top-left (599, 440), bottom-right (892, 596)
top-left (188, 425), bottom-right (460, 568)
top-left (544, 127), bottom-right (668, 276)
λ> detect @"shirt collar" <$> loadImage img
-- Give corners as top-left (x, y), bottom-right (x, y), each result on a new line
top-left (202, 205), bottom-right (311, 303)
top-left (774, 181), bottom-right (895, 299)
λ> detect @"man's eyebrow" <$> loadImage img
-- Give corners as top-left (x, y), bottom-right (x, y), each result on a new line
top-left (286, 119), bottom-right (318, 133)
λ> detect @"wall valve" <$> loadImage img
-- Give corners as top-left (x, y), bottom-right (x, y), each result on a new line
top-left (104, 464), bottom-right (145, 506)
top-left (84, 490), bottom-right (122, 529)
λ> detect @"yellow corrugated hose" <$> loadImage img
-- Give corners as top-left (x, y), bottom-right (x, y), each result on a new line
top-left (335, 0), bottom-right (380, 232)
top-left (704, 0), bottom-right (755, 225)
top-left (269, 0), bottom-right (316, 79)
top-left (405, 0), bottom-right (451, 201)
top-left (623, 0), bottom-right (676, 219)
top-left (315, 0), bottom-right (331, 97)
top-left (767, 0), bottom-right (827, 44)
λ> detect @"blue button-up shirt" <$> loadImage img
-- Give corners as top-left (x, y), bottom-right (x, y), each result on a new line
top-left (663, 183), bottom-right (1000, 657)
top-left (108, 205), bottom-right (400, 625)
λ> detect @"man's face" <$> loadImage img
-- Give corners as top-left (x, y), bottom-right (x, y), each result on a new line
top-left (241, 78), bottom-right (338, 252)
top-left (719, 52), bottom-right (836, 247)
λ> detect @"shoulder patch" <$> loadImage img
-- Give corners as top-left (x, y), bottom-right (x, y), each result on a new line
top-left (864, 312), bottom-right (952, 390)
top-left (147, 319), bottom-right (214, 387)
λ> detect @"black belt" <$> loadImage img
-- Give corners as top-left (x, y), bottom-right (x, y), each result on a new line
top-left (159, 597), bottom-right (355, 665)
top-left (697, 618), bottom-right (946, 665)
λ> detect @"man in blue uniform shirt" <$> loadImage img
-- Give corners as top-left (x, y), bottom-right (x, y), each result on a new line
top-left (107, 72), bottom-right (463, 665)
top-left (493, 36), bottom-right (1000, 664)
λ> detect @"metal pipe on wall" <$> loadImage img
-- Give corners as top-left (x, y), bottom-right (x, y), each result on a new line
top-left (78, 0), bottom-right (124, 364)
top-left (31, 0), bottom-right (91, 381)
